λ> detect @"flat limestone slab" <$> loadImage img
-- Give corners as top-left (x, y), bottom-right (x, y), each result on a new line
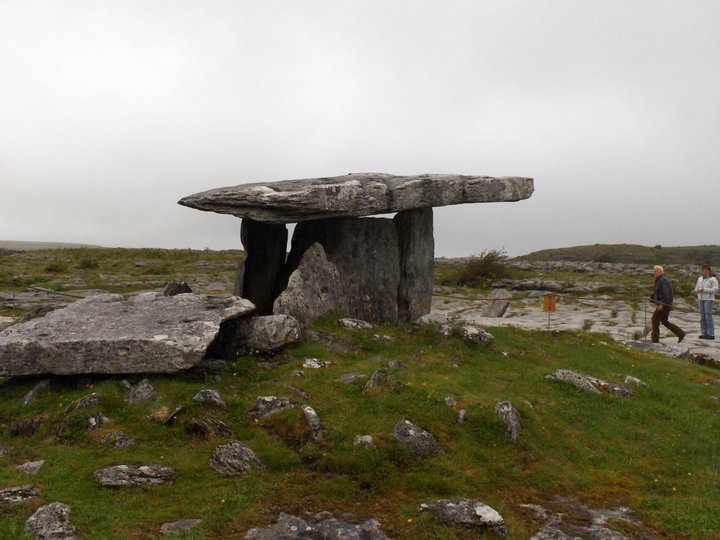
top-left (178, 173), bottom-right (534, 223)
top-left (0, 292), bottom-right (255, 376)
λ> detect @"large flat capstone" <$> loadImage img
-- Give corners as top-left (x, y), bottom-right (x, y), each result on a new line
top-left (178, 173), bottom-right (534, 223)
top-left (0, 292), bottom-right (255, 376)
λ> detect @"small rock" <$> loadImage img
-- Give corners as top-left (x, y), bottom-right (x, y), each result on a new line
top-left (0, 444), bottom-right (10, 455)
top-left (546, 369), bottom-right (634, 397)
top-left (336, 372), bottom-right (367, 385)
top-left (21, 380), bottom-right (50, 406)
top-left (192, 389), bottom-right (227, 409)
top-left (17, 460), bottom-right (45, 475)
top-left (283, 384), bottom-right (308, 398)
top-left (186, 418), bottom-right (234, 439)
top-left (0, 485), bottom-right (39, 504)
top-left (494, 401), bottom-right (521, 443)
top-left (94, 465), bottom-right (175, 487)
top-left (372, 334), bottom-right (395, 342)
top-left (393, 419), bottom-right (444, 457)
top-left (250, 396), bottom-right (295, 419)
top-left (292, 370), bottom-right (305, 377)
top-left (386, 359), bottom-right (407, 370)
top-left (338, 318), bottom-right (374, 330)
top-left (353, 435), bottom-right (374, 447)
top-left (444, 396), bottom-right (458, 408)
top-left (457, 408), bottom-right (466, 423)
top-left (163, 281), bottom-right (192, 296)
top-left (458, 325), bottom-right (494, 346)
top-left (303, 358), bottom-right (331, 369)
top-left (87, 413), bottom-right (110, 431)
top-left (245, 512), bottom-right (390, 540)
top-left (208, 441), bottom-right (264, 475)
top-left (420, 499), bottom-right (505, 535)
top-left (160, 518), bottom-right (202, 536)
top-left (622, 375), bottom-right (647, 387)
top-left (162, 406), bottom-right (183, 425)
top-left (10, 416), bottom-right (43, 437)
top-left (362, 369), bottom-right (389, 395)
top-left (100, 431), bottom-right (136, 448)
top-left (302, 405), bottom-right (324, 442)
top-left (26, 502), bottom-right (80, 540)
top-left (121, 379), bottom-right (157, 405)
top-left (72, 392), bottom-right (101, 411)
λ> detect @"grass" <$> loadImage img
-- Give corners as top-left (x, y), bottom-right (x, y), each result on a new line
top-left (517, 243), bottom-right (720, 266)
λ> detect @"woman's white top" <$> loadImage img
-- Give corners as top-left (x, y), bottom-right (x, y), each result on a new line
top-left (694, 276), bottom-right (718, 300)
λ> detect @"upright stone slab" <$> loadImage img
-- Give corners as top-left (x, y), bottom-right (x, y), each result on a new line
top-left (394, 208), bottom-right (434, 321)
top-left (238, 219), bottom-right (287, 314)
top-left (287, 217), bottom-right (400, 322)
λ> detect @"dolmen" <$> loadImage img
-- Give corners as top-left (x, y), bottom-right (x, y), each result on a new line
top-left (180, 173), bottom-right (534, 323)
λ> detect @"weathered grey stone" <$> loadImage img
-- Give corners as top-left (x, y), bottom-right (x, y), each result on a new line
top-left (302, 405), bottom-right (324, 442)
top-left (192, 389), bottom-right (227, 409)
top-left (362, 369), bottom-right (389, 395)
top-left (354, 435), bottom-right (375, 447)
top-left (163, 281), bottom-right (192, 296)
top-left (209, 314), bottom-right (301, 358)
top-left (87, 413), bottom-right (109, 431)
top-left (250, 396), bottom-right (295, 419)
top-left (237, 219), bottom-right (288, 314)
top-left (274, 243), bottom-right (344, 324)
top-left (458, 325), bottom-right (494, 346)
top-left (285, 217), bottom-right (401, 322)
top-left (336, 372), bottom-right (366, 385)
top-left (245, 512), bottom-right (391, 540)
top-left (17, 460), bottom-right (45, 475)
top-left (0, 293), bottom-right (255, 376)
top-left (393, 419), bottom-right (444, 457)
top-left (22, 380), bottom-right (50, 406)
top-left (303, 358), bottom-right (332, 369)
top-left (420, 499), bottom-right (505, 535)
top-left (337, 317), bottom-right (374, 330)
top-left (395, 207), bottom-right (434, 321)
top-left (94, 465), bottom-right (175, 487)
top-left (482, 299), bottom-right (511, 318)
top-left (70, 392), bottom-right (101, 411)
top-left (494, 401), bottom-right (521, 443)
top-left (10, 416), bottom-right (43, 437)
top-left (26, 502), bottom-right (80, 540)
top-left (208, 441), bottom-right (264, 475)
top-left (179, 173), bottom-right (534, 223)
top-left (121, 379), bottom-right (157, 405)
top-left (0, 485), bottom-right (39, 504)
top-left (386, 359), bottom-right (407, 370)
top-left (186, 418), bottom-right (233, 439)
top-left (160, 519), bottom-right (202, 536)
top-left (546, 370), bottom-right (634, 397)
top-left (100, 431), bottom-right (136, 449)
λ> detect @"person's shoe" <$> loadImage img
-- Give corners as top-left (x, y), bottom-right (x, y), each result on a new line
top-left (708, 336), bottom-right (716, 340)
top-left (700, 335), bottom-right (711, 339)
top-left (678, 333), bottom-right (686, 343)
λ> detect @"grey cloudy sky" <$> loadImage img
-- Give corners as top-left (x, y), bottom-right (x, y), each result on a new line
top-left (2, 0), bottom-right (719, 256)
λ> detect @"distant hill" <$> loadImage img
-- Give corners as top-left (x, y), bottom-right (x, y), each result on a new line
top-left (0, 240), bottom-right (103, 251)
top-left (516, 244), bottom-right (720, 266)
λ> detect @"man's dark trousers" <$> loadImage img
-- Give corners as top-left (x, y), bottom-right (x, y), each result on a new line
top-left (651, 306), bottom-right (684, 342)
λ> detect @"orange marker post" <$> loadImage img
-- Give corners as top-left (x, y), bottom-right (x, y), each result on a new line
top-left (543, 293), bottom-right (557, 330)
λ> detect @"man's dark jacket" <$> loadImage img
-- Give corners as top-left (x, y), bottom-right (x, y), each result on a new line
top-left (652, 274), bottom-right (674, 306)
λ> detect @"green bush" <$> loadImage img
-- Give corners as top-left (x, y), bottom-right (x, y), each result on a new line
top-left (451, 248), bottom-right (510, 288)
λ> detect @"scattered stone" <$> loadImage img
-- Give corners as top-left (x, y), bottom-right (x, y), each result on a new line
top-left (494, 401), bottom-right (522, 443)
top-left (26, 502), bottom-right (80, 540)
top-left (119, 378), bottom-right (157, 405)
top-left (256, 361), bottom-right (280, 370)
top-left (338, 318), bottom-right (374, 330)
top-left (186, 418), bottom-right (234, 439)
top-left (0, 443), bottom-right (10, 456)
top-left (283, 384), bottom-right (308, 398)
top-left (94, 465), bottom-right (175, 487)
top-left (17, 460), bottom-right (45, 475)
top-left (162, 406), bottom-right (183, 425)
top-left (444, 396), bottom-right (458, 408)
top-left (362, 369), bottom-right (389, 394)
top-left (160, 518), bottom-right (202, 536)
top-left (304, 329), bottom-right (357, 354)
top-left (354, 435), bottom-right (375, 448)
top-left (546, 369), bottom-right (634, 397)
top-left (22, 379), bottom-right (50, 406)
top-left (621, 375), bottom-right (648, 387)
top-left (420, 499), bottom-right (505, 535)
top-left (208, 441), bottom-right (264, 475)
top-left (245, 512), bottom-right (391, 540)
top-left (251, 396), bottom-right (295, 419)
top-left (336, 372), bottom-right (366, 385)
top-left (458, 325), bottom-right (494, 346)
top-left (302, 405), bottom-right (324, 442)
top-left (0, 292), bottom-right (255, 376)
top-left (457, 408), bottom-right (466, 423)
top-left (303, 358), bottom-right (332, 369)
top-left (393, 419), bottom-right (444, 457)
top-left (69, 392), bottom-right (101, 411)
top-left (386, 359), bottom-right (407, 370)
top-left (372, 333), bottom-right (395, 342)
top-left (87, 413), bottom-right (110, 431)
top-left (292, 370), bottom-right (305, 377)
top-left (482, 299), bottom-right (511, 318)
top-left (100, 431), bottom-right (136, 449)
top-left (163, 281), bottom-right (192, 296)
top-left (192, 389), bottom-right (227, 409)
top-left (10, 416), bottom-right (43, 437)
top-left (0, 485), bottom-right (39, 504)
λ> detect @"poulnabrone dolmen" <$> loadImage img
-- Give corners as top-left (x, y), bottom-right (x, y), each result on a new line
top-left (179, 173), bottom-right (534, 324)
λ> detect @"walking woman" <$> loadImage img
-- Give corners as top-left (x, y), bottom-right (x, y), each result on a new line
top-left (694, 264), bottom-right (718, 340)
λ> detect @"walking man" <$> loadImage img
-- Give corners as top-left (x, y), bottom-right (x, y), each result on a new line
top-left (651, 265), bottom-right (686, 343)
top-left (694, 264), bottom-right (717, 339)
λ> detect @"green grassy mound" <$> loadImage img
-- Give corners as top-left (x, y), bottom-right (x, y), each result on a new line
top-left (1, 322), bottom-right (719, 539)
top-left (516, 244), bottom-right (720, 266)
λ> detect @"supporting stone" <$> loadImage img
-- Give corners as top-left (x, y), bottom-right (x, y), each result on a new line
top-left (394, 208), bottom-right (434, 321)
top-left (238, 219), bottom-right (287, 314)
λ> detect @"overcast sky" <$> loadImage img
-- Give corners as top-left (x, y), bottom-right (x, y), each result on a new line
top-left (1, 0), bottom-right (719, 256)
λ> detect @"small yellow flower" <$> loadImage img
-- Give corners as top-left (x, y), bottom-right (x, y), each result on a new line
top-left (220, 499), bottom-right (225, 504)
top-left (407, 518), bottom-right (413, 524)
top-left (254, 418), bottom-right (259, 423)
top-left (672, 487), bottom-right (677, 491)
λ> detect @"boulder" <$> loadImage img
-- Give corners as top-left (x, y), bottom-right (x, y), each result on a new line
top-left (395, 208), bottom-right (434, 321)
top-left (179, 173), bottom-right (534, 223)
top-left (245, 512), bottom-right (391, 540)
top-left (494, 401), bottom-right (521, 443)
top-left (546, 370), bottom-right (634, 397)
top-left (393, 419), bottom-right (444, 457)
top-left (0, 485), bottom-right (39, 504)
top-left (419, 499), bottom-right (505, 535)
top-left (0, 293), bottom-right (255, 376)
top-left (273, 243), bottom-right (344, 324)
top-left (94, 465), bottom-right (175, 487)
top-left (25, 502), bottom-right (80, 540)
top-left (209, 314), bottom-right (301, 358)
top-left (192, 389), bottom-right (227, 409)
top-left (208, 441), bottom-right (264, 475)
